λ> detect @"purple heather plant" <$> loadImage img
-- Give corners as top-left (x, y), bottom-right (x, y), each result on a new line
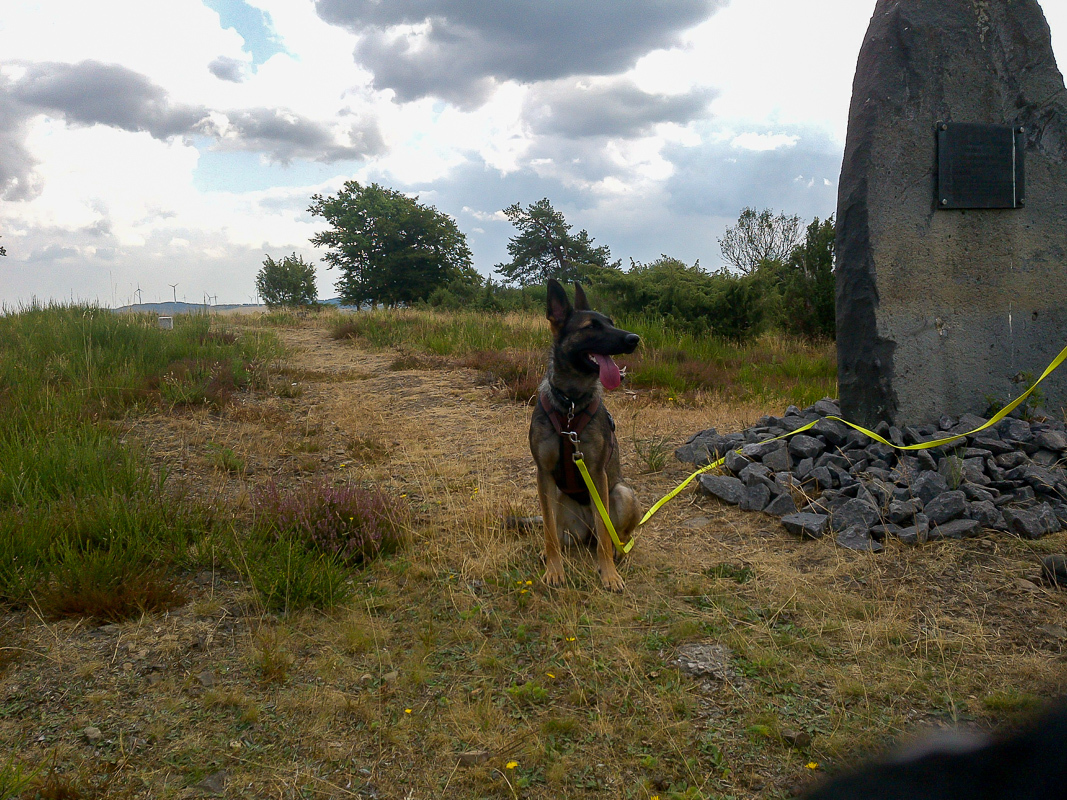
top-left (254, 480), bottom-right (405, 564)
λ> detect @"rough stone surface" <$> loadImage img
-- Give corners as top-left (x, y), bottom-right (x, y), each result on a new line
top-left (836, 525), bottom-right (884, 552)
top-left (896, 515), bottom-right (931, 545)
top-left (740, 483), bottom-right (771, 513)
top-left (835, 0), bottom-right (1067, 426)
top-left (761, 444), bottom-right (792, 474)
top-left (675, 428), bottom-right (744, 466)
top-left (887, 499), bottom-right (923, 524)
top-left (1003, 504), bottom-right (1062, 539)
top-left (830, 498), bottom-right (880, 533)
top-left (1035, 430), bottom-right (1067, 453)
top-left (697, 475), bottom-right (745, 506)
top-left (675, 643), bottom-right (736, 681)
top-left (928, 518), bottom-right (982, 541)
top-left (923, 490), bottom-right (967, 525)
top-left (763, 493), bottom-right (798, 517)
top-left (1041, 554), bottom-right (1067, 587)
top-left (680, 397), bottom-right (1066, 550)
top-left (911, 472), bottom-right (950, 506)
top-left (968, 500), bottom-right (1006, 531)
top-left (788, 434), bottom-right (826, 460)
top-left (782, 512), bottom-right (829, 539)
top-left (724, 449), bottom-right (752, 474)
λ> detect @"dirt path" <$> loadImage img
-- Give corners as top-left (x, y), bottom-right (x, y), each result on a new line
top-left (125, 321), bottom-right (771, 569)
top-left (268, 324), bottom-right (790, 572)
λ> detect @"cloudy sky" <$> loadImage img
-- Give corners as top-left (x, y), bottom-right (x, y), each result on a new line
top-left (1, 1), bottom-right (1065, 307)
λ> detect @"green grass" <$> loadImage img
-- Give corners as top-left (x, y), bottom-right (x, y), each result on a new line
top-left (332, 309), bottom-right (545, 354)
top-left (618, 316), bottom-right (837, 405)
top-left (329, 308), bottom-right (837, 407)
top-left (0, 303), bottom-right (279, 618)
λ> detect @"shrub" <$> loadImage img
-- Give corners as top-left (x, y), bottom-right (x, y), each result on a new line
top-left (589, 257), bottom-right (765, 342)
top-left (255, 252), bottom-right (318, 308)
top-left (460, 349), bottom-right (543, 402)
top-left (253, 480), bottom-right (406, 565)
top-left (238, 536), bottom-right (353, 613)
top-left (238, 481), bottom-right (407, 612)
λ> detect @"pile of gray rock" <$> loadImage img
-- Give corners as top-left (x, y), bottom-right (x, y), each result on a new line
top-left (677, 399), bottom-right (1067, 552)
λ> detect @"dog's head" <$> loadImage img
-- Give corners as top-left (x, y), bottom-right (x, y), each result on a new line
top-left (546, 279), bottom-right (639, 390)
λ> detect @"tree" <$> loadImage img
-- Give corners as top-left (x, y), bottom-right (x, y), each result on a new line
top-left (495, 198), bottom-right (619, 286)
top-left (0, 235), bottom-right (6, 256)
top-left (775, 216), bottom-right (836, 339)
top-left (255, 253), bottom-right (318, 308)
top-left (718, 207), bottom-right (802, 275)
top-left (309, 181), bottom-right (474, 308)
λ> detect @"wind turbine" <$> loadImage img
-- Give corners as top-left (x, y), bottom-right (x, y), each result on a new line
top-left (135, 285), bottom-right (143, 306)
top-left (169, 283), bottom-right (178, 303)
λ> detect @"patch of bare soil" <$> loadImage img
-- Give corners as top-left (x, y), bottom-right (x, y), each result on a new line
top-left (2, 321), bottom-right (1065, 800)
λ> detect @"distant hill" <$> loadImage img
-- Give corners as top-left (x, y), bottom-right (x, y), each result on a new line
top-left (321, 298), bottom-right (364, 310)
top-left (112, 302), bottom-right (262, 315)
top-left (113, 300), bottom-right (362, 314)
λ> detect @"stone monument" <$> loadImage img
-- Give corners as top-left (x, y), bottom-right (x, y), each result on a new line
top-left (835, 0), bottom-right (1067, 427)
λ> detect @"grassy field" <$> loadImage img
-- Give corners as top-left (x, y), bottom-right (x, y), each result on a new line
top-left (0, 306), bottom-right (1064, 800)
top-left (330, 309), bottom-right (837, 407)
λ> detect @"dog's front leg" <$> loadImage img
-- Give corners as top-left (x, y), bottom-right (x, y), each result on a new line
top-left (536, 469), bottom-right (566, 587)
top-left (593, 469), bottom-right (625, 592)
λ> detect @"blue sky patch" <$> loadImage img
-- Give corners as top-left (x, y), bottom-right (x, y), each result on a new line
top-left (193, 146), bottom-right (353, 194)
top-left (203, 0), bottom-right (286, 67)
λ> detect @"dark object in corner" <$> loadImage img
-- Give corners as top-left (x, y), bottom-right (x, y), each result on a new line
top-left (798, 701), bottom-right (1067, 799)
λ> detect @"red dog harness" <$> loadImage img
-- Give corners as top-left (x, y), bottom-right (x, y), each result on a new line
top-left (539, 392), bottom-right (615, 506)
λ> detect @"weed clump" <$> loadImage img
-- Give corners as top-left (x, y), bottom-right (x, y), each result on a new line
top-left (238, 481), bottom-right (407, 612)
top-left (254, 480), bottom-right (406, 565)
top-left (461, 349), bottom-right (542, 402)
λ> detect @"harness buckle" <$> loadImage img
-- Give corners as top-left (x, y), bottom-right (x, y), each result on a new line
top-left (565, 429), bottom-right (583, 461)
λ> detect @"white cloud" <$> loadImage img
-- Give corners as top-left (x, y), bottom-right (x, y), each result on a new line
top-left (463, 207), bottom-right (508, 222)
top-left (731, 132), bottom-right (800, 152)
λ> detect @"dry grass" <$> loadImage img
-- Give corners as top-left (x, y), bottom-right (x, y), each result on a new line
top-left (0, 314), bottom-right (1064, 800)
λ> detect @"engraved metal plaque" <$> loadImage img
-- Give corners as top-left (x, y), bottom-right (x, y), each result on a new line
top-left (937, 122), bottom-right (1025, 209)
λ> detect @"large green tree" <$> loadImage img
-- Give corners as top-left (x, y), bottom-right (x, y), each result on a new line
top-left (494, 198), bottom-right (619, 286)
top-left (309, 181), bottom-right (475, 308)
top-left (255, 253), bottom-right (318, 308)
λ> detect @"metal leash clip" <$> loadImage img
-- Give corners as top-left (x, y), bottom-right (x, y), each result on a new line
top-left (566, 430), bottom-right (583, 461)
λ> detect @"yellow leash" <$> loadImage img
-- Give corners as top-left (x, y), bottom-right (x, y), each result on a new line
top-left (576, 341), bottom-right (1067, 555)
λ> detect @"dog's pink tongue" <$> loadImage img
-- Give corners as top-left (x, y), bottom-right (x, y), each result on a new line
top-left (593, 354), bottom-right (622, 390)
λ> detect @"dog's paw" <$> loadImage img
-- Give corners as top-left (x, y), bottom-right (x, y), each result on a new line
top-left (542, 562), bottom-right (566, 588)
top-left (599, 568), bottom-right (625, 593)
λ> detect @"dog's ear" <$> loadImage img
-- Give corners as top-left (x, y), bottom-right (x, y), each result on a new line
top-left (573, 283), bottom-right (590, 311)
top-left (546, 279), bottom-right (571, 330)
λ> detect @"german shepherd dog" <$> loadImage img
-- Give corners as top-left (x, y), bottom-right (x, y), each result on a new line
top-left (530, 280), bottom-right (641, 591)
